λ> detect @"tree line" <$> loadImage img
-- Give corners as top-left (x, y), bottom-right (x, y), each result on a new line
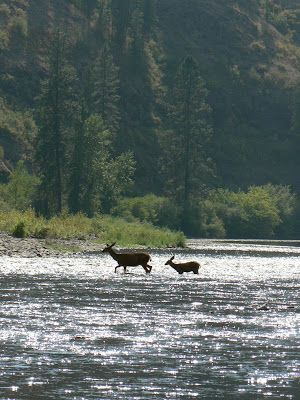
top-left (31, 0), bottom-right (213, 234)
top-left (2, 0), bottom-right (300, 238)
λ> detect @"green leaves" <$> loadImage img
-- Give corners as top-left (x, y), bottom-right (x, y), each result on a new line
top-left (198, 185), bottom-right (297, 239)
top-left (0, 161), bottom-right (40, 211)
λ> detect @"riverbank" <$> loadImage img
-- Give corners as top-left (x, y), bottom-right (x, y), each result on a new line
top-left (0, 232), bottom-right (107, 257)
top-left (0, 210), bottom-right (185, 256)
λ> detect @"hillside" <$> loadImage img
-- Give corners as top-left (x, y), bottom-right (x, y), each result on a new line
top-left (1, 0), bottom-right (300, 234)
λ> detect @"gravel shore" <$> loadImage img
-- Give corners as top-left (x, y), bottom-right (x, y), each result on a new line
top-left (0, 233), bottom-right (104, 257)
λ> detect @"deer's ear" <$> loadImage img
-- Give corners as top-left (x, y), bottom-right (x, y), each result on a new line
top-left (171, 255), bottom-right (175, 260)
top-left (106, 244), bottom-right (110, 247)
top-left (111, 242), bottom-right (116, 247)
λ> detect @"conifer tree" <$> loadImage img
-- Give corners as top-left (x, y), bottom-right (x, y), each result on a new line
top-left (35, 30), bottom-right (79, 216)
top-left (164, 56), bottom-right (213, 232)
top-left (92, 44), bottom-right (120, 133)
top-left (111, 0), bottom-right (131, 60)
top-left (143, 0), bottom-right (156, 37)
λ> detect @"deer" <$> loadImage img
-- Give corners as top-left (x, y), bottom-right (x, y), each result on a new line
top-left (165, 255), bottom-right (200, 275)
top-left (102, 242), bottom-right (152, 274)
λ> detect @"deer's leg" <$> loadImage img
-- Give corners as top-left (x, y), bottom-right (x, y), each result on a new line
top-left (142, 264), bottom-right (150, 274)
top-left (123, 266), bottom-right (127, 273)
top-left (146, 264), bottom-right (152, 273)
top-left (115, 265), bottom-right (122, 273)
top-left (193, 269), bottom-right (199, 274)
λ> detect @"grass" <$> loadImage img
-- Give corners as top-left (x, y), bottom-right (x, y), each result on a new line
top-left (0, 209), bottom-right (186, 248)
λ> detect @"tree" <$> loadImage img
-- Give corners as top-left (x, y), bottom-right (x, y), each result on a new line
top-left (69, 114), bottom-right (135, 216)
top-left (92, 44), bottom-right (120, 133)
top-left (143, 0), bottom-right (156, 37)
top-left (164, 55), bottom-right (213, 232)
top-left (111, 0), bottom-right (131, 60)
top-left (35, 30), bottom-right (79, 216)
top-left (0, 161), bottom-right (40, 211)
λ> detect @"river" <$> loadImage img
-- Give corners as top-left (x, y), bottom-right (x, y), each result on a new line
top-left (0, 240), bottom-right (299, 399)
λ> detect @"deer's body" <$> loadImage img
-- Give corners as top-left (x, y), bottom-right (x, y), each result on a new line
top-left (165, 256), bottom-right (200, 274)
top-left (102, 243), bottom-right (152, 274)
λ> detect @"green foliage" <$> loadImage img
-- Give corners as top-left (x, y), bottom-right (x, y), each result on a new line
top-left (0, 30), bottom-right (9, 50)
top-left (9, 11), bottom-right (28, 39)
top-left (0, 209), bottom-right (185, 247)
top-left (2, 0), bottom-right (300, 242)
top-left (68, 114), bottom-right (135, 216)
top-left (0, 4), bottom-right (10, 18)
top-left (162, 55), bottom-right (213, 232)
top-left (92, 45), bottom-right (120, 133)
top-left (36, 29), bottom-right (80, 215)
top-left (97, 215), bottom-right (185, 247)
top-left (0, 161), bottom-right (40, 211)
top-left (12, 221), bottom-right (26, 238)
top-left (197, 184), bottom-right (297, 239)
top-left (112, 194), bottom-right (181, 230)
top-left (0, 98), bottom-right (37, 159)
top-left (77, 114), bottom-right (114, 216)
top-left (193, 200), bottom-right (226, 238)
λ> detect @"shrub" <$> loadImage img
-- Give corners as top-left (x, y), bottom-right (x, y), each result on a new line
top-left (0, 161), bottom-right (40, 211)
top-left (33, 226), bottom-right (49, 239)
top-left (12, 221), bottom-right (26, 238)
top-left (112, 194), bottom-right (181, 230)
top-left (198, 185), bottom-right (295, 239)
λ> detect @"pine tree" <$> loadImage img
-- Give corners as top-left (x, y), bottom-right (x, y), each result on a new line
top-left (111, 0), bottom-right (131, 63)
top-left (143, 0), bottom-right (156, 37)
top-left (92, 44), bottom-right (120, 133)
top-left (35, 30), bottom-right (79, 216)
top-left (164, 56), bottom-right (213, 232)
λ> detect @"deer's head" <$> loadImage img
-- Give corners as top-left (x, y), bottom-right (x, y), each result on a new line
top-left (165, 255), bottom-right (175, 265)
top-left (102, 242), bottom-right (116, 253)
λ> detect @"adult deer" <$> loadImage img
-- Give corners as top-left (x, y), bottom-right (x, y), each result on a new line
top-left (165, 255), bottom-right (200, 274)
top-left (102, 242), bottom-right (152, 274)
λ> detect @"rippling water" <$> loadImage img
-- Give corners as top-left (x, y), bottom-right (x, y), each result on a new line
top-left (0, 241), bottom-right (299, 399)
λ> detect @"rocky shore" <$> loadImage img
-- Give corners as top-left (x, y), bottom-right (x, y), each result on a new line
top-left (0, 233), bottom-right (104, 257)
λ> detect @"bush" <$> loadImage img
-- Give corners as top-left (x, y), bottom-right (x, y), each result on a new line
top-left (0, 161), bottom-right (40, 211)
top-left (112, 194), bottom-right (181, 230)
top-left (33, 226), bottom-right (49, 239)
top-left (12, 221), bottom-right (26, 238)
top-left (196, 201), bottom-right (226, 238)
top-left (197, 184), bottom-right (297, 239)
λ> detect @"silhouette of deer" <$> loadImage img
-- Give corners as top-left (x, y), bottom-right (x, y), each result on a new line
top-left (102, 242), bottom-right (152, 274)
top-left (165, 255), bottom-right (200, 274)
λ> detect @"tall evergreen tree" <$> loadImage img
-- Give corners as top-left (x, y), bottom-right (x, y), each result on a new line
top-left (111, 0), bottom-right (131, 61)
top-left (35, 30), bottom-right (79, 215)
top-left (163, 56), bottom-right (213, 232)
top-left (92, 44), bottom-right (120, 133)
top-left (143, 0), bottom-right (156, 37)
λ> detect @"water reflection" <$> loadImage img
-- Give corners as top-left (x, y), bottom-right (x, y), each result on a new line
top-left (0, 242), bottom-right (299, 399)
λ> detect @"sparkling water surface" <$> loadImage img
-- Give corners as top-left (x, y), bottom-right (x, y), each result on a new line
top-left (0, 240), bottom-right (299, 399)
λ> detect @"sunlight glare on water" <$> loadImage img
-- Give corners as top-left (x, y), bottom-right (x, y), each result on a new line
top-left (0, 241), bottom-right (299, 399)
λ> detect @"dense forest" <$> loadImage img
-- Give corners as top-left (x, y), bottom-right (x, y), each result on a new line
top-left (1, 0), bottom-right (300, 238)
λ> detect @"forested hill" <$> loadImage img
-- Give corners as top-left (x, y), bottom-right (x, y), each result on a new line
top-left (1, 0), bottom-right (300, 237)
